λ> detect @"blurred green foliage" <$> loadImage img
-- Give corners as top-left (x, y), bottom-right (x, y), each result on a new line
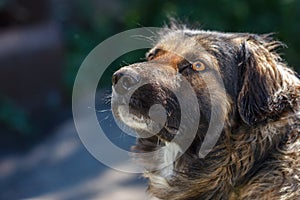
top-left (2, 0), bottom-right (299, 143)
top-left (0, 97), bottom-right (32, 135)
top-left (61, 0), bottom-right (300, 92)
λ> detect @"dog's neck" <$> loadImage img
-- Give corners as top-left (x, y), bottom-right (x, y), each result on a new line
top-left (146, 105), bottom-right (299, 200)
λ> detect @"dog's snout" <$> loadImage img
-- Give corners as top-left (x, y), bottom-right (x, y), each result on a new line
top-left (112, 69), bottom-right (140, 94)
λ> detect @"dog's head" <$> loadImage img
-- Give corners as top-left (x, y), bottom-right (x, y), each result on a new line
top-left (112, 28), bottom-right (297, 146)
top-left (111, 27), bottom-right (300, 199)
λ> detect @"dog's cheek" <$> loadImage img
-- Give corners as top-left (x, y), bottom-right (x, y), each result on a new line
top-left (189, 75), bottom-right (214, 119)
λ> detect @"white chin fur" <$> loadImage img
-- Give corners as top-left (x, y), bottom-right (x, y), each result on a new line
top-left (117, 106), bottom-right (150, 131)
top-left (117, 106), bottom-right (164, 134)
top-left (118, 105), bottom-right (182, 182)
top-left (161, 142), bottom-right (182, 176)
top-left (146, 142), bottom-right (182, 188)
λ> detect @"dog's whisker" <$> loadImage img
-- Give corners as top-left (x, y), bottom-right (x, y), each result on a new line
top-left (132, 34), bottom-right (157, 43)
top-left (98, 115), bottom-right (109, 123)
top-left (97, 109), bottom-right (112, 113)
top-left (121, 60), bottom-right (131, 66)
top-left (88, 106), bottom-right (112, 113)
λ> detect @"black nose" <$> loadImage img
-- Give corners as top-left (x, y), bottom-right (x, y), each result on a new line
top-left (112, 70), bottom-right (140, 94)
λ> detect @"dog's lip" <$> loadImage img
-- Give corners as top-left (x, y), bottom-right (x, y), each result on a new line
top-left (164, 125), bottom-right (178, 134)
top-left (127, 108), bottom-right (179, 133)
top-left (116, 108), bottom-right (178, 140)
top-left (156, 126), bottom-right (177, 142)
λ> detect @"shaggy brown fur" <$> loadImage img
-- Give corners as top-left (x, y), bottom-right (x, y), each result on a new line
top-left (111, 25), bottom-right (300, 200)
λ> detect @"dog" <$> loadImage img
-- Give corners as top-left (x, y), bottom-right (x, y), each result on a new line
top-left (111, 24), bottom-right (300, 200)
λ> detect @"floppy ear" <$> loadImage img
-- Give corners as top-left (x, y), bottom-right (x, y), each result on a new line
top-left (237, 36), bottom-right (288, 125)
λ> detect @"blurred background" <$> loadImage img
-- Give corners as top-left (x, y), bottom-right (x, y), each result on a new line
top-left (0, 0), bottom-right (299, 199)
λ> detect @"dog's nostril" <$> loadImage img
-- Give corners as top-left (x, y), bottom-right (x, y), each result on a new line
top-left (112, 72), bottom-right (123, 86)
top-left (112, 71), bottom-right (140, 94)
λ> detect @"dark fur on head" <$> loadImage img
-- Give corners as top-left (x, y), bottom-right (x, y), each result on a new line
top-left (111, 24), bottom-right (300, 200)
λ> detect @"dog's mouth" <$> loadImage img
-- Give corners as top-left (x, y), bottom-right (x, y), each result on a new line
top-left (111, 84), bottom-right (181, 142)
top-left (116, 105), bottom-right (178, 141)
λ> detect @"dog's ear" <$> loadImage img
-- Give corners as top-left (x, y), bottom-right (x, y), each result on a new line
top-left (237, 35), bottom-right (287, 125)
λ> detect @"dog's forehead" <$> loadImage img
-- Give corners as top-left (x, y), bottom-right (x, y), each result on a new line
top-left (154, 31), bottom-right (200, 55)
top-left (149, 30), bottom-right (221, 69)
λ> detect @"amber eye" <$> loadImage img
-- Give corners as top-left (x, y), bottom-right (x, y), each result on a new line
top-left (192, 61), bottom-right (206, 71)
top-left (147, 53), bottom-right (155, 60)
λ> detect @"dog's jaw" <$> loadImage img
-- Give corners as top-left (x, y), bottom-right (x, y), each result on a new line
top-left (117, 102), bottom-right (183, 178)
top-left (117, 105), bottom-right (151, 131)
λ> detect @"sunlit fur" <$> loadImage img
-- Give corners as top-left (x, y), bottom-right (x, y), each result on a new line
top-left (112, 24), bottom-right (300, 200)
